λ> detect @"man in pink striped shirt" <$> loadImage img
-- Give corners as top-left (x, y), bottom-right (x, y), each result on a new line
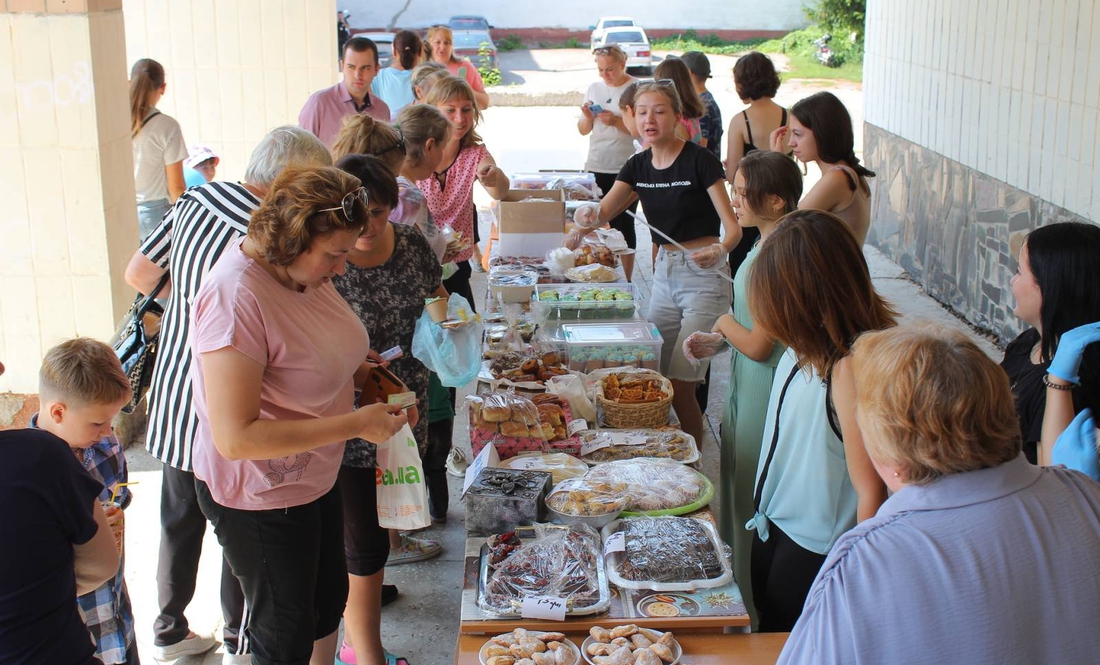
top-left (299, 37), bottom-right (391, 147)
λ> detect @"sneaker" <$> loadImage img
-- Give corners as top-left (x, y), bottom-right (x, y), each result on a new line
top-left (445, 447), bottom-right (468, 477)
top-left (223, 654), bottom-right (250, 665)
top-left (471, 260), bottom-right (486, 273)
top-left (154, 633), bottom-right (217, 661)
top-left (382, 583), bottom-right (399, 606)
top-left (385, 535), bottom-right (442, 566)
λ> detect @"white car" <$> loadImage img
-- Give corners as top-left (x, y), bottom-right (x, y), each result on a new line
top-left (599, 26), bottom-right (652, 73)
top-left (357, 31), bottom-right (394, 68)
top-left (589, 16), bottom-right (637, 50)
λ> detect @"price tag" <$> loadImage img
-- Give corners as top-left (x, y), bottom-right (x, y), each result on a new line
top-left (608, 432), bottom-right (648, 446)
top-left (603, 530), bottom-right (626, 555)
top-left (462, 443), bottom-right (500, 495)
top-left (520, 595), bottom-right (567, 621)
top-left (580, 435), bottom-right (612, 457)
top-left (379, 345), bottom-right (403, 362)
top-left (509, 456), bottom-right (545, 471)
top-left (567, 419), bottom-right (588, 436)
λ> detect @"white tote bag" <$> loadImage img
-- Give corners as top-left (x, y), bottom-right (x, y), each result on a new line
top-left (375, 424), bottom-right (431, 530)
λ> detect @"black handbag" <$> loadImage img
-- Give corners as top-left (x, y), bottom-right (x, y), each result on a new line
top-left (113, 274), bottom-right (170, 414)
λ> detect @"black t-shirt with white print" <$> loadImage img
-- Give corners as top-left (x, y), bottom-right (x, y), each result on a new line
top-left (616, 140), bottom-right (725, 245)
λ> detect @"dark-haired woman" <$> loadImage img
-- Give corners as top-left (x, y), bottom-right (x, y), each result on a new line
top-left (773, 91), bottom-right (874, 244)
top-left (746, 209), bottom-right (893, 631)
top-left (333, 155), bottom-right (446, 665)
top-left (1002, 221), bottom-right (1100, 465)
top-left (725, 52), bottom-right (789, 183)
top-left (130, 58), bottom-right (188, 241)
top-left (372, 30), bottom-right (423, 119)
top-left (653, 58), bottom-right (705, 144)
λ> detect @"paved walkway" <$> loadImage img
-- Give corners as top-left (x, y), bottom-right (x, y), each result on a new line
top-left (123, 103), bottom-right (998, 665)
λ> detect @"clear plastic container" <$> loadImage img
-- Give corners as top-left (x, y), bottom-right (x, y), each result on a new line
top-left (534, 284), bottom-right (642, 324)
top-left (557, 322), bottom-right (663, 373)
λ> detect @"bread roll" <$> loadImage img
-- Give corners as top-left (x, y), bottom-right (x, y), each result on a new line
top-left (500, 422), bottom-right (531, 438)
top-left (482, 405), bottom-right (512, 422)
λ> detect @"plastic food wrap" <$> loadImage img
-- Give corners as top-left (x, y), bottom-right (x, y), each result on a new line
top-left (565, 264), bottom-right (620, 283)
top-left (546, 477), bottom-right (631, 516)
top-left (502, 453), bottom-right (588, 485)
top-left (576, 428), bottom-right (699, 465)
top-left (467, 390), bottom-right (549, 459)
top-left (480, 524), bottom-right (607, 615)
top-left (603, 517), bottom-right (733, 591)
top-left (584, 459), bottom-right (710, 514)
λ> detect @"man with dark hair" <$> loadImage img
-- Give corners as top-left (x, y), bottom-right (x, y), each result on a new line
top-left (300, 36), bottom-right (390, 147)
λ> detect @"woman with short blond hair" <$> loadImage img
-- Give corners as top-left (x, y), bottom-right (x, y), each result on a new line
top-left (424, 25), bottom-right (490, 109)
top-left (778, 325), bottom-right (1100, 665)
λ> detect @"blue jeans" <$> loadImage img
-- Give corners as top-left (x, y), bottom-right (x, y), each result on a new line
top-left (137, 198), bottom-right (171, 242)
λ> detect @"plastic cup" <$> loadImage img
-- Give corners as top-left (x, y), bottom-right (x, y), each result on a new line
top-left (102, 501), bottom-right (124, 555)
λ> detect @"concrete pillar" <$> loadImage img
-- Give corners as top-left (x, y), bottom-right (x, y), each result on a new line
top-left (0, 0), bottom-right (138, 396)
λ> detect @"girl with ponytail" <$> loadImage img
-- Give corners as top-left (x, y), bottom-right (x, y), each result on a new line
top-left (770, 91), bottom-right (875, 244)
top-left (372, 30), bottom-right (424, 118)
top-left (130, 58), bottom-right (188, 241)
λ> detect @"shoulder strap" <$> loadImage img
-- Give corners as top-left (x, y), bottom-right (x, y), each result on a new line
top-left (753, 363), bottom-right (802, 512)
top-left (742, 110), bottom-right (753, 147)
top-left (831, 164), bottom-right (859, 191)
top-left (824, 370), bottom-right (844, 441)
top-left (132, 110), bottom-right (162, 138)
top-left (781, 107), bottom-right (788, 126)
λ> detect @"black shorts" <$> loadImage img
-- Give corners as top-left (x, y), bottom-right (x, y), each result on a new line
top-left (592, 171), bottom-right (640, 249)
top-left (196, 481), bottom-right (348, 665)
top-left (338, 465), bottom-right (390, 576)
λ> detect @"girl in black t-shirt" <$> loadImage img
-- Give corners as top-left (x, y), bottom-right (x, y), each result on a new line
top-left (572, 81), bottom-right (741, 445)
top-left (1002, 222), bottom-right (1100, 463)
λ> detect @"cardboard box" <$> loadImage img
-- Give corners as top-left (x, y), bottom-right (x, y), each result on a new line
top-left (496, 188), bottom-right (566, 259)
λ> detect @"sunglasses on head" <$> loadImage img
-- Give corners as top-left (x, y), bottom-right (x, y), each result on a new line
top-left (373, 126), bottom-right (406, 157)
top-left (593, 46), bottom-right (625, 56)
top-left (320, 187), bottom-right (369, 222)
top-left (636, 78), bottom-right (676, 88)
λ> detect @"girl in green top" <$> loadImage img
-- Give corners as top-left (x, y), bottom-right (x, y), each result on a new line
top-left (683, 150), bottom-right (803, 629)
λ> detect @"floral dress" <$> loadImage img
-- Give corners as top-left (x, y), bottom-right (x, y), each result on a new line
top-left (416, 143), bottom-right (489, 264)
top-left (334, 224), bottom-right (442, 467)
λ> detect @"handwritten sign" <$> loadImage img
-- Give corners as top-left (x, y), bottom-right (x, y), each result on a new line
top-left (603, 530), bottom-right (626, 555)
top-left (521, 595), bottom-right (567, 621)
top-left (580, 435), bottom-right (613, 457)
top-left (463, 443), bottom-right (500, 495)
top-left (608, 432), bottom-right (648, 446)
top-left (508, 456), bottom-right (546, 471)
top-left (567, 419), bottom-right (588, 436)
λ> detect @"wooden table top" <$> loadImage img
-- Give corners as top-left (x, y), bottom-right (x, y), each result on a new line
top-left (454, 631), bottom-right (789, 665)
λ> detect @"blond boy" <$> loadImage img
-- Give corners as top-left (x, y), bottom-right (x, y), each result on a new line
top-left (34, 338), bottom-right (139, 665)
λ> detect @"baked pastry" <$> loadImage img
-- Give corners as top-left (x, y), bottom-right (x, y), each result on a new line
top-left (482, 405), bottom-right (512, 423)
top-left (501, 422), bottom-right (531, 438)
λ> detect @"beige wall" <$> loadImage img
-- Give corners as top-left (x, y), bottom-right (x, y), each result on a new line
top-left (0, 0), bottom-right (338, 395)
top-left (864, 0), bottom-right (1099, 222)
top-left (123, 0), bottom-right (338, 182)
top-left (0, 0), bottom-right (138, 394)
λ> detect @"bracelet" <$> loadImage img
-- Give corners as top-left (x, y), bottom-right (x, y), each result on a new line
top-left (1043, 375), bottom-right (1075, 391)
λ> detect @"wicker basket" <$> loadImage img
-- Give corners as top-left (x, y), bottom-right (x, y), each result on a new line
top-left (596, 371), bottom-right (674, 429)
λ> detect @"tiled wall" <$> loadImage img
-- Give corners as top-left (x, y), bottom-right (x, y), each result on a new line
top-left (865, 0), bottom-right (1098, 222)
top-left (0, 4), bottom-right (138, 393)
top-left (123, 0), bottom-right (338, 182)
top-left (864, 0), bottom-right (1099, 344)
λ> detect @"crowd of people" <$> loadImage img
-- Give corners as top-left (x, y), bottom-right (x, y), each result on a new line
top-left (3, 31), bottom-right (1100, 665)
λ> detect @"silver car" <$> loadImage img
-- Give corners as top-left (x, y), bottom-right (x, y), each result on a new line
top-left (356, 31), bottom-right (394, 68)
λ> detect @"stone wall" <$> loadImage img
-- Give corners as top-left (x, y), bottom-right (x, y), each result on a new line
top-left (866, 124), bottom-right (1084, 344)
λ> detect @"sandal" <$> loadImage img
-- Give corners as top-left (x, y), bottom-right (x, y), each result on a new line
top-left (384, 650), bottom-right (410, 665)
top-left (337, 644), bottom-right (410, 665)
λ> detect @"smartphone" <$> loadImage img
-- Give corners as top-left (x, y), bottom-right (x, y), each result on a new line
top-left (589, 103), bottom-right (604, 115)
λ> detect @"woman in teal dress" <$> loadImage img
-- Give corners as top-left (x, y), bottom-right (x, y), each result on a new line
top-left (686, 151), bottom-right (803, 628)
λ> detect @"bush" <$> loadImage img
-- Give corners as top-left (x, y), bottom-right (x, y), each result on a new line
top-left (805, 0), bottom-right (867, 44)
top-left (564, 36), bottom-right (581, 49)
top-left (477, 42), bottom-right (502, 86)
top-left (498, 34), bottom-right (523, 52)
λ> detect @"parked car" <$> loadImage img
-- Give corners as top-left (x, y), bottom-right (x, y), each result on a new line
top-left (448, 15), bottom-right (493, 31)
top-left (589, 16), bottom-right (637, 50)
top-left (356, 31), bottom-right (394, 68)
top-left (453, 30), bottom-right (498, 70)
top-left (601, 26), bottom-right (652, 74)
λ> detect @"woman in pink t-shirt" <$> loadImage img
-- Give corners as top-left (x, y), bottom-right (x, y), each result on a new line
top-left (425, 25), bottom-right (490, 110)
top-left (417, 76), bottom-right (510, 308)
top-left (190, 166), bottom-right (409, 665)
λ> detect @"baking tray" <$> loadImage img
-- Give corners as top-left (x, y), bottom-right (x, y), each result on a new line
top-left (476, 524), bottom-right (611, 617)
top-left (576, 428), bottom-right (700, 466)
top-left (601, 517), bottom-right (733, 592)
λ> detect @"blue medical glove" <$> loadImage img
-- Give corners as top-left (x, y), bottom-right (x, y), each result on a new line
top-left (1048, 322), bottom-right (1100, 384)
top-left (1052, 408), bottom-right (1100, 481)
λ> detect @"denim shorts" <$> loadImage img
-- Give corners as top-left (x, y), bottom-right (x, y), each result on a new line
top-left (137, 198), bottom-right (171, 242)
top-left (646, 247), bottom-right (733, 382)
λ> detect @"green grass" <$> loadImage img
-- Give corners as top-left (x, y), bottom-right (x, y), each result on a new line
top-left (651, 27), bottom-right (863, 83)
top-left (780, 52), bottom-right (863, 83)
